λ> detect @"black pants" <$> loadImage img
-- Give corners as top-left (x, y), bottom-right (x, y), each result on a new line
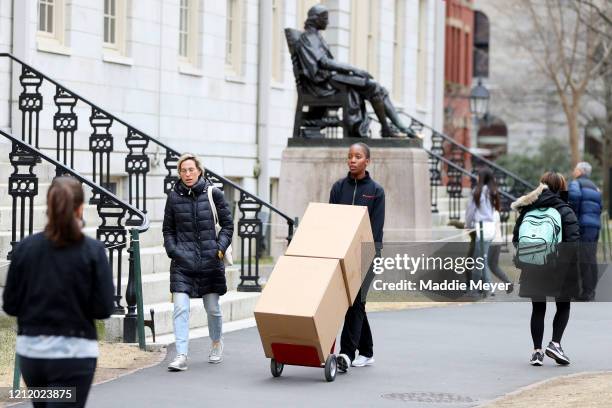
top-left (19, 355), bottom-right (96, 408)
top-left (339, 269), bottom-right (375, 361)
top-left (530, 301), bottom-right (570, 349)
top-left (579, 227), bottom-right (600, 297)
top-left (340, 289), bottom-right (373, 361)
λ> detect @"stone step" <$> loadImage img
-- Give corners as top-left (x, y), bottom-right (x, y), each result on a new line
top-left (0, 162), bottom-right (58, 182)
top-left (0, 204), bottom-right (102, 231)
top-left (103, 290), bottom-right (260, 342)
top-left (431, 187), bottom-right (473, 199)
top-left (431, 211), bottom-right (465, 227)
top-left (149, 317), bottom-right (256, 346)
top-left (115, 267), bottom-right (244, 306)
top-left (0, 183), bottom-right (50, 207)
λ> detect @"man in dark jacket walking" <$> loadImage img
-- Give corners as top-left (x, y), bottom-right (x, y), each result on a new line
top-left (568, 162), bottom-right (603, 301)
top-left (163, 153), bottom-right (234, 370)
top-left (330, 142), bottom-right (385, 372)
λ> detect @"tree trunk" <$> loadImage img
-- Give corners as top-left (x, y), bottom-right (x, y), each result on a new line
top-left (567, 109), bottom-right (581, 168)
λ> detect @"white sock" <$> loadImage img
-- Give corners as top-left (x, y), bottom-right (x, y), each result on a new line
top-left (551, 341), bottom-right (560, 348)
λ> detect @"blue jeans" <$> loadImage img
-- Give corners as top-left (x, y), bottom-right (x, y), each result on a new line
top-left (472, 239), bottom-right (492, 287)
top-left (173, 292), bottom-right (223, 355)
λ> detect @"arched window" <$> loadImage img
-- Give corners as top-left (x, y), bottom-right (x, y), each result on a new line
top-left (473, 10), bottom-right (489, 78)
top-left (477, 115), bottom-right (507, 159)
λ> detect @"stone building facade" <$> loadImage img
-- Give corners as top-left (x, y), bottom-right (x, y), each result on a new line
top-left (0, 0), bottom-right (446, 205)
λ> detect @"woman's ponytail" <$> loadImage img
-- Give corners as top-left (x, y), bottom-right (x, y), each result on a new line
top-left (44, 177), bottom-right (84, 246)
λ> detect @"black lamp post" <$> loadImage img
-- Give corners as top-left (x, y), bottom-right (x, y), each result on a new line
top-left (468, 78), bottom-right (490, 152)
top-left (469, 78), bottom-right (490, 121)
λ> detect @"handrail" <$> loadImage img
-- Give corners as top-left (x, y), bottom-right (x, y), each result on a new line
top-left (0, 129), bottom-right (149, 232)
top-left (398, 110), bottom-right (535, 190)
top-left (425, 147), bottom-right (518, 204)
top-left (0, 52), bottom-right (295, 226)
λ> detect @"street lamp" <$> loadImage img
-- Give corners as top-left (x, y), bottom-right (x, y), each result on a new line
top-left (469, 78), bottom-right (490, 121)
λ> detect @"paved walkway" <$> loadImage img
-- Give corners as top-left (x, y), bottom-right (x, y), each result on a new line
top-left (85, 300), bottom-right (612, 407)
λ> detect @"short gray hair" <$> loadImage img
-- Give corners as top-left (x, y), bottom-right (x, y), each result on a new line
top-left (575, 161), bottom-right (592, 177)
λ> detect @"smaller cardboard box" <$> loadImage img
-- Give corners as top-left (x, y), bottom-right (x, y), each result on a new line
top-left (254, 256), bottom-right (349, 364)
top-left (285, 203), bottom-right (375, 303)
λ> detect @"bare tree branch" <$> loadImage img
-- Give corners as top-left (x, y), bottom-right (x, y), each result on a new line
top-left (577, 0), bottom-right (612, 27)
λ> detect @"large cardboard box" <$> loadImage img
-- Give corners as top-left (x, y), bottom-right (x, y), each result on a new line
top-left (254, 256), bottom-right (349, 364)
top-left (285, 203), bottom-right (375, 303)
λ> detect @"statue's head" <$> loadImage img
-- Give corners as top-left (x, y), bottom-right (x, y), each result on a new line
top-left (304, 4), bottom-right (329, 30)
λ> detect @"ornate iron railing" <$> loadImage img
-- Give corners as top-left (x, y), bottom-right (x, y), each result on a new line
top-left (424, 146), bottom-right (518, 225)
top-left (398, 111), bottom-right (536, 221)
top-left (0, 128), bottom-right (149, 341)
top-left (0, 53), bottom-right (295, 292)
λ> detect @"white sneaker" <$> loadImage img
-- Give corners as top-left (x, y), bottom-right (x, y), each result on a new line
top-left (351, 355), bottom-right (374, 367)
top-left (337, 354), bottom-right (351, 373)
top-left (209, 340), bottom-right (224, 364)
top-left (168, 354), bottom-right (188, 371)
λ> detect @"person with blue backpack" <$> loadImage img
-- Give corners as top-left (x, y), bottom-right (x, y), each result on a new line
top-left (511, 172), bottom-right (580, 367)
top-left (568, 162), bottom-right (603, 301)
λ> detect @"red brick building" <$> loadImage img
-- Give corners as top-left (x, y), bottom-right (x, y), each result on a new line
top-left (444, 0), bottom-right (474, 149)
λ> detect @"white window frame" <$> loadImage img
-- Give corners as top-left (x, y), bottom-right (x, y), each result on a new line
top-left (178, 0), bottom-right (200, 69)
top-left (392, 0), bottom-right (405, 103)
top-left (416, 0), bottom-right (428, 109)
top-left (36, 0), bottom-right (70, 55)
top-left (103, 0), bottom-right (130, 63)
top-left (225, 0), bottom-right (244, 76)
top-left (350, 0), bottom-right (379, 76)
top-left (271, 0), bottom-right (284, 83)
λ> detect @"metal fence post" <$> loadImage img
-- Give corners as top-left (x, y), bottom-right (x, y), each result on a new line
top-left (12, 351), bottom-right (20, 391)
top-left (130, 229), bottom-right (146, 350)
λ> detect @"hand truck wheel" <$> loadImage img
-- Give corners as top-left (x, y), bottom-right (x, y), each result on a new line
top-left (324, 355), bottom-right (337, 382)
top-left (270, 358), bottom-right (284, 378)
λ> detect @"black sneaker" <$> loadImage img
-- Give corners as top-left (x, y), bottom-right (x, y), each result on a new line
top-left (337, 354), bottom-right (350, 373)
top-left (545, 342), bottom-right (570, 365)
top-left (529, 351), bottom-right (544, 366)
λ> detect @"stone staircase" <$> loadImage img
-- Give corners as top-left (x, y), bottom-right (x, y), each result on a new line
top-left (0, 142), bottom-right (274, 344)
top-left (430, 187), bottom-right (471, 227)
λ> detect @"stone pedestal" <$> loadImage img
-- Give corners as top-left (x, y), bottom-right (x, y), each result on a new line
top-left (272, 139), bottom-right (432, 258)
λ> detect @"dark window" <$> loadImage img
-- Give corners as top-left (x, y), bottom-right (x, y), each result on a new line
top-left (473, 11), bottom-right (489, 78)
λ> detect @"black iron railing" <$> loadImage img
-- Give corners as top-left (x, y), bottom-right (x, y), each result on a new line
top-left (424, 146), bottom-right (517, 235)
top-left (398, 111), bottom-right (535, 221)
top-left (0, 53), bottom-right (295, 292)
top-left (0, 128), bottom-right (149, 341)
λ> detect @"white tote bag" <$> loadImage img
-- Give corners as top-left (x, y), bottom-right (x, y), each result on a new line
top-left (207, 186), bottom-right (234, 266)
top-left (475, 220), bottom-right (496, 242)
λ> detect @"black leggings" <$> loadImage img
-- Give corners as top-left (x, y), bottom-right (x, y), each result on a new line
top-left (19, 356), bottom-right (96, 408)
top-left (530, 301), bottom-right (570, 349)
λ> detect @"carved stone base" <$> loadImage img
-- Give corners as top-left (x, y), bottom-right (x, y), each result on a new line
top-left (272, 140), bottom-right (432, 258)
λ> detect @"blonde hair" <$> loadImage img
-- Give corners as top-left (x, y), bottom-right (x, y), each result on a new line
top-left (177, 153), bottom-right (204, 175)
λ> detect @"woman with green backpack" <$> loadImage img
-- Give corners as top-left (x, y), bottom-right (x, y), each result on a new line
top-left (511, 172), bottom-right (580, 367)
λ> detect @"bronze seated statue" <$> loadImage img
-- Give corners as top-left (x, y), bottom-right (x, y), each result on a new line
top-left (286, 4), bottom-right (417, 139)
